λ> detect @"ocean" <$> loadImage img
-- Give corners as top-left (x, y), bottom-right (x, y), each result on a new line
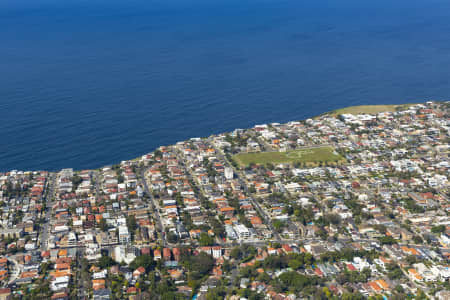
top-left (1, 0), bottom-right (450, 171)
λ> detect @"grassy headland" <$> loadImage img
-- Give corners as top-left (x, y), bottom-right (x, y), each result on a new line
top-left (322, 103), bottom-right (416, 116)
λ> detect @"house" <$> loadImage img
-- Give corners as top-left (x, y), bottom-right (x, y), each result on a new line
top-left (168, 269), bottom-right (183, 280)
top-left (93, 288), bottom-right (111, 300)
top-left (436, 291), bottom-right (450, 300)
top-left (0, 288), bottom-right (11, 300)
top-left (172, 248), bottom-right (181, 261)
top-left (126, 287), bottom-right (140, 295)
top-left (220, 207), bottom-right (235, 218)
top-left (282, 244), bottom-right (293, 254)
top-left (250, 216), bottom-right (263, 226)
top-left (133, 266), bottom-right (146, 278)
top-left (154, 249), bottom-right (162, 260)
top-left (163, 248), bottom-right (171, 261)
top-left (267, 248), bottom-right (277, 255)
top-left (189, 229), bottom-right (201, 239)
top-left (51, 292), bottom-right (69, 300)
top-left (92, 269), bottom-right (107, 280)
top-left (92, 279), bottom-right (106, 291)
top-left (408, 268), bottom-right (423, 282)
top-left (346, 263), bottom-right (357, 272)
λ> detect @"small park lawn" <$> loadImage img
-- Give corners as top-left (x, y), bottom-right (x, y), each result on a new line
top-left (233, 147), bottom-right (345, 167)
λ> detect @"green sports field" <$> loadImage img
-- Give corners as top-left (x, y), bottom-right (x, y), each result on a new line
top-left (233, 147), bottom-right (345, 167)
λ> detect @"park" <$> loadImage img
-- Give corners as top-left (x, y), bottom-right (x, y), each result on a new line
top-left (232, 146), bottom-right (345, 167)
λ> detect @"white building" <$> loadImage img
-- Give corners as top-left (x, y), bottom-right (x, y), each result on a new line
top-left (113, 245), bottom-right (136, 264)
top-left (118, 225), bottom-right (130, 244)
top-left (67, 232), bottom-right (77, 247)
top-left (225, 225), bottom-right (237, 240)
top-left (212, 246), bottom-right (222, 259)
top-left (441, 233), bottom-right (450, 247)
top-left (234, 224), bottom-right (250, 239)
top-left (51, 276), bottom-right (70, 291)
top-left (353, 257), bottom-right (370, 271)
top-left (93, 269), bottom-right (108, 279)
top-left (224, 167), bottom-right (233, 180)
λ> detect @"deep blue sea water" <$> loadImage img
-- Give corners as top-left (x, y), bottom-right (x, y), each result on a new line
top-left (1, 0), bottom-right (450, 171)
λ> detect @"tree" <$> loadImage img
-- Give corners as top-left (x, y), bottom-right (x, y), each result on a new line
top-left (230, 247), bottom-right (242, 260)
top-left (198, 232), bottom-right (214, 246)
top-left (98, 255), bottom-right (116, 269)
top-left (129, 255), bottom-right (155, 272)
top-left (288, 259), bottom-right (302, 270)
top-left (222, 260), bottom-right (232, 273)
top-left (182, 252), bottom-right (214, 280)
top-left (304, 253), bottom-right (313, 265)
top-left (167, 231), bottom-right (179, 244)
top-left (209, 217), bottom-right (225, 238)
top-left (206, 286), bottom-right (226, 300)
top-left (240, 266), bottom-right (258, 278)
top-left (412, 235), bottom-right (423, 244)
top-left (379, 235), bottom-right (397, 245)
top-left (273, 220), bottom-right (285, 232)
top-left (99, 218), bottom-right (108, 232)
top-left (262, 255), bottom-right (286, 270)
top-left (325, 213), bottom-right (341, 225)
top-left (323, 287), bottom-right (332, 299)
top-left (386, 263), bottom-right (403, 280)
top-left (256, 271), bottom-right (271, 284)
top-left (415, 289), bottom-right (428, 300)
top-left (117, 174), bottom-right (124, 183)
top-left (317, 227), bottom-right (328, 240)
top-left (127, 215), bottom-right (138, 232)
top-left (326, 200), bottom-right (335, 209)
top-left (277, 271), bottom-right (321, 294)
top-left (341, 292), bottom-right (366, 300)
top-left (394, 285), bottom-right (404, 293)
top-left (71, 175), bottom-right (83, 191)
top-left (431, 225), bottom-right (445, 234)
top-left (405, 255), bottom-right (418, 265)
top-left (154, 150), bottom-right (162, 158)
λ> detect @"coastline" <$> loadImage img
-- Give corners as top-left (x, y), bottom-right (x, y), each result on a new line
top-left (316, 103), bottom-right (421, 119)
top-left (0, 102), bottom-right (433, 173)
